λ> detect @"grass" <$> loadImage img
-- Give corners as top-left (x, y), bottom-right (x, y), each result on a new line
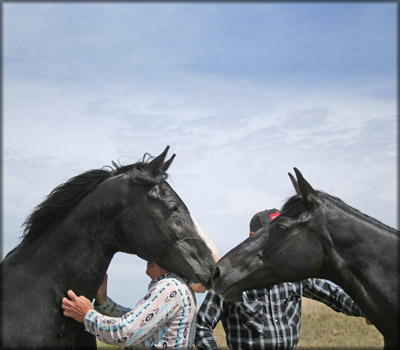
top-left (297, 298), bottom-right (383, 349)
top-left (97, 298), bottom-right (384, 349)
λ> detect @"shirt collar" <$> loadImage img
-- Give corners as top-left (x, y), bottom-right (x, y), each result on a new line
top-left (148, 272), bottom-right (181, 288)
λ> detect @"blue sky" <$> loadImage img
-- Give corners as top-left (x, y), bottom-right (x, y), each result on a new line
top-left (3, 3), bottom-right (397, 306)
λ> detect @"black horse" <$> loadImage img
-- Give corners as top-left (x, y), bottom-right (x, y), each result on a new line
top-left (212, 168), bottom-right (399, 350)
top-left (1, 146), bottom-right (218, 350)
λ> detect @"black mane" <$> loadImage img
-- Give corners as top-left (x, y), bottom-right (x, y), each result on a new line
top-left (21, 154), bottom-right (168, 245)
top-left (281, 192), bottom-right (399, 235)
top-left (322, 192), bottom-right (399, 235)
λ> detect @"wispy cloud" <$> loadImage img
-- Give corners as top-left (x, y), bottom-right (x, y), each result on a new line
top-left (3, 2), bottom-right (396, 305)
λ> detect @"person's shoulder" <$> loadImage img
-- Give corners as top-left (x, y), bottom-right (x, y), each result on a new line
top-left (203, 290), bottom-right (233, 307)
top-left (302, 277), bottom-right (341, 292)
top-left (197, 290), bottom-right (228, 310)
top-left (153, 274), bottom-right (190, 296)
top-left (206, 290), bottom-right (223, 299)
top-left (164, 273), bottom-right (190, 287)
top-left (160, 275), bottom-right (193, 306)
top-left (148, 275), bottom-right (182, 299)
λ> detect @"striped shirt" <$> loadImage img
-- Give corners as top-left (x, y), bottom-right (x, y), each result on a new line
top-left (195, 278), bottom-right (363, 350)
top-left (84, 273), bottom-right (197, 349)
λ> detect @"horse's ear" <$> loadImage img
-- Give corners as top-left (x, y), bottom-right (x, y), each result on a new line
top-left (161, 154), bottom-right (176, 172)
top-left (294, 168), bottom-right (318, 201)
top-left (288, 172), bottom-right (300, 194)
top-left (145, 146), bottom-right (170, 173)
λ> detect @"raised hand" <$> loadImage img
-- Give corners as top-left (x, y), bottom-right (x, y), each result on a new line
top-left (62, 290), bottom-right (93, 323)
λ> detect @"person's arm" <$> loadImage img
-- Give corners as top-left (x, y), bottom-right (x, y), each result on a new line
top-left (302, 278), bottom-right (363, 316)
top-left (93, 296), bottom-right (131, 317)
top-left (85, 280), bottom-right (185, 346)
top-left (93, 274), bottom-right (131, 317)
top-left (195, 291), bottom-right (224, 350)
top-left (64, 280), bottom-right (184, 347)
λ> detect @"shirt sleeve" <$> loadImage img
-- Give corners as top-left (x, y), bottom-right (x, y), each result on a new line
top-left (84, 280), bottom-right (183, 346)
top-left (302, 278), bottom-right (363, 317)
top-left (195, 291), bottom-right (224, 350)
top-left (94, 296), bottom-right (131, 317)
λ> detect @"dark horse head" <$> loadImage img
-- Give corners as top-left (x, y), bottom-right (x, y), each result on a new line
top-left (1, 146), bottom-right (218, 350)
top-left (212, 168), bottom-right (399, 349)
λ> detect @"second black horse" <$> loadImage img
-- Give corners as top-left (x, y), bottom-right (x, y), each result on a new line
top-left (212, 168), bottom-right (399, 349)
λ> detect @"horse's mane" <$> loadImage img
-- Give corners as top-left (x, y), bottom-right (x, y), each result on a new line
top-left (281, 192), bottom-right (399, 235)
top-left (21, 154), bottom-right (168, 245)
top-left (322, 192), bottom-right (399, 235)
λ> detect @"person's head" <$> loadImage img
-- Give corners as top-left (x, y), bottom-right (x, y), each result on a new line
top-left (249, 208), bottom-right (280, 236)
top-left (146, 261), bottom-right (168, 280)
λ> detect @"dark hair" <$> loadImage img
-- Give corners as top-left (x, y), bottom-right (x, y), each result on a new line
top-left (21, 154), bottom-right (167, 244)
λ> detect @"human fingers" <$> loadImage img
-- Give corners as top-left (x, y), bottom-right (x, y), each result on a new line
top-left (61, 297), bottom-right (73, 309)
top-left (67, 290), bottom-right (79, 301)
top-left (62, 308), bottom-right (81, 323)
top-left (62, 294), bottom-right (93, 323)
top-left (63, 308), bottom-right (72, 316)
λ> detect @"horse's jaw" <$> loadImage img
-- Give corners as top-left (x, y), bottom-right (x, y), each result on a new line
top-left (212, 254), bottom-right (271, 301)
top-left (151, 240), bottom-right (216, 289)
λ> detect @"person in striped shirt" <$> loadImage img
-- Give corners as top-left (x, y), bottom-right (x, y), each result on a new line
top-left (195, 209), bottom-right (366, 350)
top-left (62, 261), bottom-right (197, 349)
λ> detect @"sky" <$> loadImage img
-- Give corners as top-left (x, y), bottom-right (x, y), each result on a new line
top-left (3, 2), bottom-right (397, 307)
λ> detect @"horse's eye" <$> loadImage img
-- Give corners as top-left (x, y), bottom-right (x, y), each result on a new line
top-left (277, 225), bottom-right (287, 233)
top-left (167, 202), bottom-right (178, 211)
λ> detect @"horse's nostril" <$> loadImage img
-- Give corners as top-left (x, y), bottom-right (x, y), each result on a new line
top-left (211, 266), bottom-right (221, 282)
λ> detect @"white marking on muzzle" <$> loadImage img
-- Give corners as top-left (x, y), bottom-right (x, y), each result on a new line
top-left (190, 213), bottom-right (220, 262)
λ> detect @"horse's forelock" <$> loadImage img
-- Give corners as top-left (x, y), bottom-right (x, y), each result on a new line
top-left (112, 154), bottom-right (168, 185)
top-left (281, 195), bottom-right (303, 212)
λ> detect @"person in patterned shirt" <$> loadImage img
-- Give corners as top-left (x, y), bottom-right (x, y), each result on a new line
top-left (195, 209), bottom-right (367, 350)
top-left (62, 261), bottom-right (197, 349)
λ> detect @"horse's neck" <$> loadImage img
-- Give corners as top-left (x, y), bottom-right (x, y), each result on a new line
top-left (325, 210), bottom-right (397, 270)
top-left (321, 207), bottom-right (399, 329)
top-left (20, 223), bottom-right (116, 300)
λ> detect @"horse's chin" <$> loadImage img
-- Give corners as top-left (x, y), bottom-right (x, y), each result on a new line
top-left (195, 274), bottom-right (212, 290)
top-left (221, 288), bottom-right (243, 302)
top-left (213, 281), bottom-right (246, 302)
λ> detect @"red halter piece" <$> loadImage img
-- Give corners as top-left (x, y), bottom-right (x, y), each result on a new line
top-left (249, 211), bottom-right (280, 237)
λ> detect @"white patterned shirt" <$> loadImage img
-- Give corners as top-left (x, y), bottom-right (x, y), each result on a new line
top-left (84, 273), bottom-right (197, 349)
